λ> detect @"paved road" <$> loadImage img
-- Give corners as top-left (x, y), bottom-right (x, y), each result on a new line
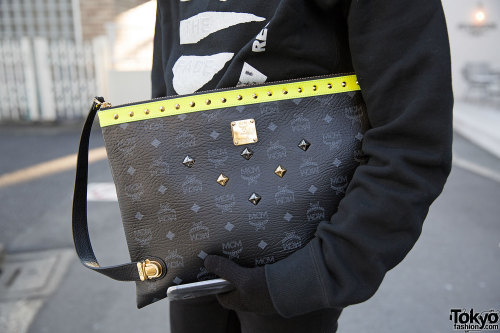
top-left (0, 123), bottom-right (498, 333)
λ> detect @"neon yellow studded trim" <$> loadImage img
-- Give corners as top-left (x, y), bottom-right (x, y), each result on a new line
top-left (98, 74), bottom-right (360, 127)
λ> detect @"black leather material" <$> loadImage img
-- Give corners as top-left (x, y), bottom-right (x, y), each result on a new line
top-left (73, 79), bottom-right (369, 309)
top-left (72, 97), bottom-right (149, 282)
top-left (104, 92), bottom-right (368, 308)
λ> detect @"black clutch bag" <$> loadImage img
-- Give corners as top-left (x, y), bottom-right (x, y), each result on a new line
top-left (72, 73), bottom-right (369, 308)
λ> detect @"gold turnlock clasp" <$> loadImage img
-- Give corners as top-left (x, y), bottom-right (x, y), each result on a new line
top-left (137, 259), bottom-right (163, 281)
top-left (231, 119), bottom-right (258, 146)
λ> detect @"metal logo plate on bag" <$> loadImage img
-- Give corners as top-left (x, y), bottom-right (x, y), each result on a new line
top-left (231, 119), bottom-right (258, 146)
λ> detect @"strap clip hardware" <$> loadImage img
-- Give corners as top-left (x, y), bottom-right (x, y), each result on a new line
top-left (93, 97), bottom-right (112, 109)
top-left (137, 259), bottom-right (163, 281)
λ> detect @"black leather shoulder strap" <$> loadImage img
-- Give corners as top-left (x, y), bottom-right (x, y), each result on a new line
top-left (72, 97), bottom-right (142, 282)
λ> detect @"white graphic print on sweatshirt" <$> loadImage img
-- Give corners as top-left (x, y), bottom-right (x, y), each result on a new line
top-left (237, 62), bottom-right (267, 86)
top-left (172, 7), bottom-right (269, 94)
top-left (180, 11), bottom-right (265, 44)
top-left (252, 24), bottom-right (269, 53)
top-left (172, 53), bottom-right (234, 94)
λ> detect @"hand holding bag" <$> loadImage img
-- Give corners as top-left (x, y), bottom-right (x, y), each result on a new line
top-left (72, 73), bottom-right (369, 308)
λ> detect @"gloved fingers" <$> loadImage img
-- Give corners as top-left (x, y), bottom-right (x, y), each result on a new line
top-left (203, 255), bottom-right (243, 285)
top-left (216, 292), bottom-right (248, 312)
top-left (216, 292), bottom-right (234, 309)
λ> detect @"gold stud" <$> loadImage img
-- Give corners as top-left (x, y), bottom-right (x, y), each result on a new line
top-left (274, 165), bottom-right (287, 178)
top-left (282, 90), bottom-right (288, 95)
top-left (206, 99), bottom-right (211, 105)
top-left (342, 82), bottom-right (347, 87)
top-left (298, 87), bottom-right (302, 93)
top-left (312, 85), bottom-right (317, 91)
top-left (144, 109), bottom-right (150, 115)
top-left (356, 80), bottom-right (359, 85)
top-left (113, 114), bottom-right (119, 120)
top-left (160, 106), bottom-right (165, 112)
top-left (237, 95), bottom-right (242, 100)
top-left (267, 91), bottom-right (272, 96)
top-left (129, 111), bottom-right (134, 117)
top-left (252, 93), bottom-right (258, 99)
top-left (217, 174), bottom-right (229, 186)
top-left (221, 97), bottom-right (227, 103)
top-left (190, 101), bottom-right (195, 107)
top-left (327, 83), bottom-right (332, 89)
top-left (175, 104), bottom-right (180, 109)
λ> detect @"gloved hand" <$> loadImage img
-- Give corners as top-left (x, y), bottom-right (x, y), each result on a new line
top-left (203, 255), bottom-right (277, 315)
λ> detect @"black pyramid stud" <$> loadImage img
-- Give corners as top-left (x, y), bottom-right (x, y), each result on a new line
top-left (240, 147), bottom-right (254, 160)
top-left (182, 155), bottom-right (195, 168)
top-left (298, 139), bottom-right (311, 151)
top-left (248, 192), bottom-right (261, 205)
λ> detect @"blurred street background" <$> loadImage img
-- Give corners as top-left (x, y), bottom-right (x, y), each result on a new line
top-left (0, 0), bottom-right (499, 332)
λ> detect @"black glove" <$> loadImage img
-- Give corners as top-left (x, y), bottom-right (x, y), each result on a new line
top-left (203, 255), bottom-right (277, 315)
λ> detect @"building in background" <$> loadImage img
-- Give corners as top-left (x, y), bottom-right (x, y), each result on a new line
top-left (0, 0), bottom-right (149, 42)
top-left (442, 0), bottom-right (500, 105)
top-left (0, 0), bottom-right (153, 122)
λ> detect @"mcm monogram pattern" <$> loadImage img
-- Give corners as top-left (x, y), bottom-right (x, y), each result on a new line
top-left (275, 185), bottom-right (295, 205)
top-left (281, 231), bottom-right (303, 251)
top-left (149, 158), bottom-right (170, 177)
top-left (182, 175), bottom-right (203, 194)
top-left (290, 113), bottom-right (311, 132)
top-left (207, 148), bottom-right (228, 167)
top-left (241, 165), bottom-right (261, 185)
top-left (248, 211), bottom-right (269, 231)
top-left (222, 239), bottom-right (244, 259)
top-left (300, 158), bottom-right (319, 176)
top-left (306, 202), bottom-right (326, 222)
top-left (189, 221), bottom-right (210, 241)
top-left (158, 203), bottom-right (177, 223)
top-left (101, 91), bottom-right (369, 307)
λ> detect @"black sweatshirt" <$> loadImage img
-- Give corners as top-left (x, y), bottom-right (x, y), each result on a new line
top-left (151, 0), bottom-right (453, 318)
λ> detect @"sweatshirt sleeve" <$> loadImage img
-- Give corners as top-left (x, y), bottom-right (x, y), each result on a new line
top-left (265, 0), bottom-right (453, 318)
top-left (151, 1), bottom-right (166, 99)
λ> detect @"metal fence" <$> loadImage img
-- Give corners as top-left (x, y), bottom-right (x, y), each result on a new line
top-left (0, 37), bottom-right (107, 122)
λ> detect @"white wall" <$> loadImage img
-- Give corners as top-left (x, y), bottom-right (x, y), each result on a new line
top-left (441, 0), bottom-right (500, 100)
top-left (104, 1), bottom-right (155, 105)
top-left (107, 70), bottom-right (152, 105)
